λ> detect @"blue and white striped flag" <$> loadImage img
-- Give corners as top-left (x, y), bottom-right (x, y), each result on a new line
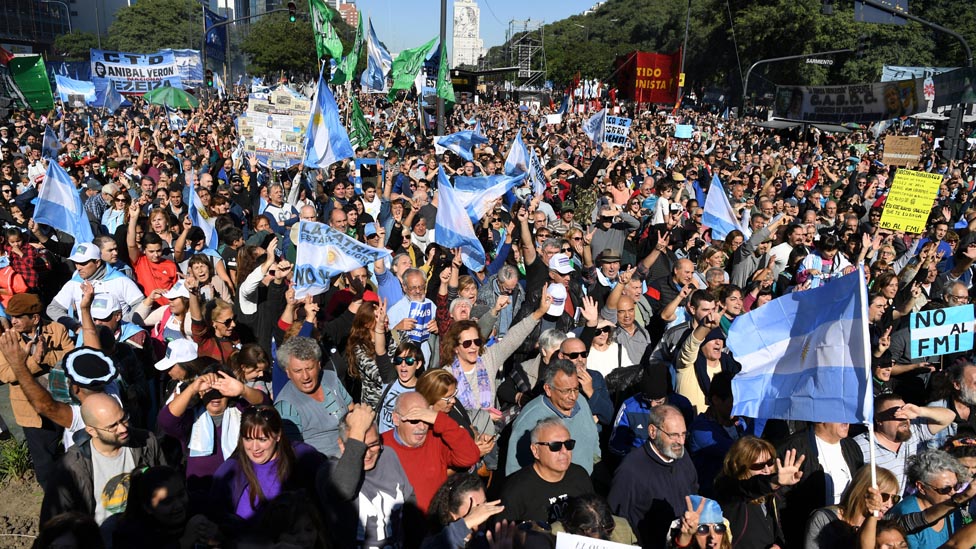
top-left (303, 71), bottom-right (354, 169)
top-left (454, 173), bottom-right (526, 224)
top-left (102, 80), bottom-right (123, 114)
top-left (728, 268), bottom-right (872, 424)
top-left (293, 221), bottom-right (391, 299)
top-left (582, 108), bottom-right (606, 145)
top-left (34, 161), bottom-right (94, 253)
top-left (503, 130), bottom-right (530, 176)
top-left (42, 125), bottom-right (60, 160)
top-left (436, 167), bottom-right (486, 272)
top-left (702, 175), bottom-right (745, 241)
top-left (361, 18), bottom-right (393, 93)
top-left (436, 130), bottom-right (488, 162)
top-left (187, 174), bottom-right (218, 249)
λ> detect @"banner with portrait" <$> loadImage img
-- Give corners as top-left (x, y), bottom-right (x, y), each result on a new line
top-left (773, 79), bottom-right (924, 123)
top-left (90, 49), bottom-right (183, 95)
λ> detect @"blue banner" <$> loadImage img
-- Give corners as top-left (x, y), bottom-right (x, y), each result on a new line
top-left (204, 9), bottom-right (228, 65)
top-left (909, 304), bottom-right (975, 359)
top-left (90, 49), bottom-right (182, 95)
top-left (54, 74), bottom-right (96, 106)
top-left (170, 49), bottom-right (204, 85)
top-left (293, 221), bottom-right (392, 299)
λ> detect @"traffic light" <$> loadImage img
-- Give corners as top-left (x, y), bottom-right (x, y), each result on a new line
top-left (205, 70), bottom-right (214, 88)
top-left (287, 1), bottom-right (297, 22)
top-left (856, 34), bottom-right (868, 58)
top-left (944, 107), bottom-right (963, 161)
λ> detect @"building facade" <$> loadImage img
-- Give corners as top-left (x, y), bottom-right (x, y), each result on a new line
top-left (452, 0), bottom-right (483, 68)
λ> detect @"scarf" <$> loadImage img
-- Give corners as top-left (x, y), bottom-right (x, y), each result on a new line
top-left (450, 356), bottom-right (493, 411)
top-left (188, 406), bottom-right (241, 460)
top-left (411, 229), bottom-right (434, 254)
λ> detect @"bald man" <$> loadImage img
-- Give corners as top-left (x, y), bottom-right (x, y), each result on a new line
top-left (41, 393), bottom-right (166, 524)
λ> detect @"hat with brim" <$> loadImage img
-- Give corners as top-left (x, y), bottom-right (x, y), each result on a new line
top-left (155, 339), bottom-right (199, 371)
top-left (89, 293), bottom-right (121, 321)
top-left (63, 347), bottom-right (118, 389)
top-left (6, 293), bottom-right (42, 316)
top-left (68, 242), bottom-right (101, 264)
top-left (597, 250), bottom-right (622, 264)
top-left (163, 281), bottom-right (190, 300)
top-left (546, 284), bottom-right (567, 317)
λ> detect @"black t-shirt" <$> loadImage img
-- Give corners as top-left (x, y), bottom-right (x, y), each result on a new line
top-left (498, 463), bottom-right (594, 525)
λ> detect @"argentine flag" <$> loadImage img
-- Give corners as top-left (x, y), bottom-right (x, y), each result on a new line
top-left (361, 18), bottom-right (393, 93)
top-left (454, 173), bottom-right (526, 224)
top-left (42, 125), bottom-right (61, 160)
top-left (582, 108), bottom-right (606, 145)
top-left (728, 268), bottom-right (872, 424)
top-left (702, 175), bottom-right (746, 241)
top-left (303, 72), bottom-right (354, 169)
top-left (435, 167), bottom-right (486, 272)
top-left (436, 130), bottom-right (488, 162)
top-left (293, 221), bottom-right (392, 299)
top-left (34, 161), bottom-right (94, 253)
top-left (503, 130), bottom-right (530, 177)
top-left (188, 175), bottom-right (218, 249)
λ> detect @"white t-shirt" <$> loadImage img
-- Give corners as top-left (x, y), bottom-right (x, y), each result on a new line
top-left (92, 446), bottom-right (136, 525)
top-left (378, 381), bottom-right (415, 434)
top-left (53, 276), bottom-right (145, 321)
top-left (816, 436), bottom-right (852, 505)
top-left (586, 343), bottom-right (633, 378)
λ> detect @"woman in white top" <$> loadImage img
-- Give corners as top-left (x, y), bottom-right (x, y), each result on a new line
top-left (586, 319), bottom-right (633, 378)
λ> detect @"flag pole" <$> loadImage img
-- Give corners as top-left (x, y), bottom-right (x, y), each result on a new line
top-left (859, 263), bottom-right (879, 495)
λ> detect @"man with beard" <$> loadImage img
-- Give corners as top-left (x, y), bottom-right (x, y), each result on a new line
top-left (854, 394), bottom-right (954, 493)
top-left (926, 361), bottom-right (976, 449)
top-left (608, 404), bottom-right (698, 546)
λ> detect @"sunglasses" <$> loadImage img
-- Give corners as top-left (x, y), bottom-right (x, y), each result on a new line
top-left (924, 482), bottom-right (958, 496)
top-left (697, 524), bottom-right (727, 535)
top-left (880, 492), bottom-right (902, 504)
top-left (402, 418), bottom-right (424, 425)
top-left (215, 318), bottom-right (236, 327)
top-left (460, 338), bottom-right (482, 349)
top-left (597, 326), bottom-right (613, 335)
top-left (393, 356), bottom-right (420, 366)
top-left (749, 457), bottom-right (776, 471)
top-left (563, 350), bottom-right (589, 360)
top-left (561, 247), bottom-right (572, 252)
top-left (534, 439), bottom-right (576, 452)
top-left (571, 237), bottom-right (583, 241)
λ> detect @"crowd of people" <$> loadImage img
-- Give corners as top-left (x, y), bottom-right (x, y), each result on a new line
top-left (2, 78), bottom-right (976, 549)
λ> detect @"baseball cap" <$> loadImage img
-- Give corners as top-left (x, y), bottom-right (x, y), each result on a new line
top-left (364, 223), bottom-right (378, 238)
top-left (68, 242), bottom-right (101, 263)
top-left (163, 280), bottom-right (190, 300)
top-left (155, 339), bottom-right (199, 371)
top-left (548, 254), bottom-right (573, 275)
top-left (89, 293), bottom-right (121, 320)
top-left (561, 200), bottom-right (576, 213)
top-left (546, 284), bottom-right (567, 317)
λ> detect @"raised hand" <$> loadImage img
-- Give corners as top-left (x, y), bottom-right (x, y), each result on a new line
top-left (776, 448), bottom-right (806, 486)
top-left (680, 495), bottom-right (707, 538)
top-left (580, 295), bottom-right (599, 325)
top-left (80, 281), bottom-right (95, 309)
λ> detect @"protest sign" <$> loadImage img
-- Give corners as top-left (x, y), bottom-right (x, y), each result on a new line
top-left (604, 115), bottom-right (632, 146)
top-left (613, 50), bottom-right (681, 104)
top-left (674, 124), bottom-right (693, 139)
top-left (910, 304), bottom-right (975, 359)
top-left (878, 168), bottom-right (942, 234)
top-left (293, 221), bottom-right (391, 299)
top-left (882, 136), bottom-right (923, 167)
top-left (881, 65), bottom-right (956, 83)
top-left (238, 87), bottom-right (311, 168)
top-left (170, 49), bottom-right (203, 86)
top-left (90, 49), bottom-right (183, 95)
top-left (405, 302), bottom-right (433, 343)
top-left (554, 532), bottom-right (638, 549)
top-left (773, 79), bottom-right (924, 123)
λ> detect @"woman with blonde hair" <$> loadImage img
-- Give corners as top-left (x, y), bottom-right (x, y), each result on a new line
top-left (694, 246), bottom-right (729, 289)
top-left (805, 466), bottom-right (899, 549)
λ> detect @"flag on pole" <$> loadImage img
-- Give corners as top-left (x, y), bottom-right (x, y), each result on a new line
top-left (303, 70), bottom-right (354, 168)
top-left (582, 108), bottom-right (607, 145)
top-left (332, 12), bottom-right (364, 85)
top-left (727, 269), bottom-right (873, 424)
top-left (435, 168), bottom-right (486, 272)
top-left (42, 125), bottom-right (61, 160)
top-left (453, 173), bottom-right (526, 224)
top-left (348, 95), bottom-right (373, 150)
top-left (102, 80), bottom-right (123, 114)
top-left (503, 130), bottom-right (530, 176)
top-left (309, 0), bottom-right (344, 60)
top-left (436, 40), bottom-right (455, 103)
top-left (361, 18), bottom-right (393, 93)
top-left (388, 36), bottom-right (438, 99)
top-left (188, 172), bottom-right (218, 249)
top-left (34, 161), bottom-right (94, 253)
top-left (293, 221), bottom-right (392, 299)
top-left (702, 175), bottom-right (747, 241)
top-left (436, 130), bottom-right (488, 162)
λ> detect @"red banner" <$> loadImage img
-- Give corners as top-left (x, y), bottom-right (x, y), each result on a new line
top-left (614, 50), bottom-right (681, 104)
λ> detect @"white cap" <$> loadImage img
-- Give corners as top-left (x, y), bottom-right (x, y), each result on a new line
top-left (155, 339), bottom-right (199, 371)
top-left (548, 254), bottom-right (573, 275)
top-left (68, 242), bottom-right (100, 264)
top-left (163, 281), bottom-right (190, 300)
top-left (89, 293), bottom-right (120, 320)
top-left (547, 284), bottom-right (567, 317)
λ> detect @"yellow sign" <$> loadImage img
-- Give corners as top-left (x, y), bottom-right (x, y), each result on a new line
top-left (678, 73), bottom-right (685, 87)
top-left (878, 168), bottom-right (944, 234)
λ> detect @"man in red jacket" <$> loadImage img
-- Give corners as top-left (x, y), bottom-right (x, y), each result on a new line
top-left (382, 391), bottom-right (479, 512)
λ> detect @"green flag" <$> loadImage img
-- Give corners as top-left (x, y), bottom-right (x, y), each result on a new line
top-left (331, 12), bottom-right (363, 85)
top-left (436, 41), bottom-right (455, 104)
top-left (309, 0), bottom-right (344, 61)
top-left (349, 96), bottom-right (373, 150)
top-left (9, 55), bottom-right (53, 111)
top-left (388, 35), bottom-right (438, 100)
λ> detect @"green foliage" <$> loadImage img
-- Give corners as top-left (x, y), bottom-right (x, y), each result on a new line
top-left (53, 32), bottom-right (100, 61)
top-left (241, 13), bottom-right (318, 74)
top-left (0, 439), bottom-right (32, 481)
top-left (106, 0), bottom-right (204, 53)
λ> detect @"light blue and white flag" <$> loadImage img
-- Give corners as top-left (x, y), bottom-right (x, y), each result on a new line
top-left (453, 173), bottom-right (526, 224)
top-left (436, 130), bottom-right (489, 162)
top-left (42, 125), bottom-right (61, 160)
top-left (303, 71), bottom-right (354, 169)
top-left (187, 175), bottom-right (218, 249)
top-left (34, 161), bottom-right (94, 253)
top-left (528, 149), bottom-right (547, 196)
top-left (436, 167), bottom-right (486, 272)
top-left (728, 268), bottom-right (872, 424)
top-left (503, 130), bottom-right (530, 177)
top-left (293, 221), bottom-right (392, 299)
top-left (361, 18), bottom-right (393, 93)
top-left (473, 120), bottom-right (485, 139)
top-left (102, 80), bottom-right (123, 114)
top-left (702, 175), bottom-right (746, 241)
top-left (54, 75), bottom-right (96, 105)
top-left (582, 108), bottom-right (606, 145)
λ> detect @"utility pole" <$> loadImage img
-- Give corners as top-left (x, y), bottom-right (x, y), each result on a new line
top-left (437, 0), bottom-right (447, 135)
top-left (676, 0), bottom-right (692, 105)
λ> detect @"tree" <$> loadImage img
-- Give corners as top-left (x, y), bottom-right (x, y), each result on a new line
top-left (53, 32), bottom-right (100, 61)
top-left (240, 13), bottom-right (318, 75)
top-left (107, 0), bottom-right (204, 53)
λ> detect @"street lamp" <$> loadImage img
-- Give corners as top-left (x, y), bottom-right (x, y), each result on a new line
top-left (41, 0), bottom-right (72, 34)
top-left (574, 24), bottom-right (588, 41)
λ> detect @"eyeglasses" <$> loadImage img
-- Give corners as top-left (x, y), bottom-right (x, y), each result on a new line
top-left (597, 326), bottom-right (613, 335)
top-left (562, 350), bottom-right (589, 360)
top-left (365, 440), bottom-right (383, 452)
top-left (402, 418), bottom-right (424, 425)
top-left (696, 524), bottom-right (727, 535)
top-left (215, 318), bottom-right (236, 327)
top-left (440, 390), bottom-right (458, 403)
top-left (949, 295), bottom-right (970, 303)
top-left (749, 457), bottom-right (776, 471)
top-left (534, 439), bottom-right (576, 452)
top-left (571, 237), bottom-right (583, 241)
top-left (660, 429), bottom-right (688, 440)
top-left (880, 492), bottom-right (902, 504)
top-left (405, 284), bottom-right (425, 292)
top-left (549, 385), bottom-right (580, 396)
top-left (876, 362), bottom-right (894, 369)
top-left (92, 412), bottom-right (130, 433)
top-left (923, 482), bottom-right (959, 496)
top-left (393, 356), bottom-right (420, 366)
top-left (561, 247), bottom-right (572, 253)
top-left (460, 338), bottom-right (482, 349)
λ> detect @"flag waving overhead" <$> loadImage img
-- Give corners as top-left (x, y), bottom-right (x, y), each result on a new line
top-left (348, 95), bottom-right (373, 150)
top-left (389, 36), bottom-right (438, 98)
top-left (332, 11), bottom-right (363, 85)
top-left (188, 173), bottom-right (218, 249)
top-left (582, 108), bottom-right (607, 145)
top-left (503, 130), bottom-right (530, 176)
top-left (293, 221), bottom-right (392, 299)
top-left (727, 269), bottom-right (872, 424)
top-left (42, 125), bottom-right (60, 160)
top-left (361, 18), bottom-right (393, 93)
top-left (436, 168), bottom-right (486, 272)
top-left (102, 80), bottom-right (123, 114)
top-left (436, 130), bottom-right (488, 162)
top-left (34, 161), bottom-right (94, 252)
top-left (309, 0), bottom-right (344, 60)
top-left (453, 173), bottom-right (526, 224)
top-left (303, 71), bottom-right (354, 168)
top-left (702, 175), bottom-right (747, 241)
top-left (436, 40), bottom-right (455, 103)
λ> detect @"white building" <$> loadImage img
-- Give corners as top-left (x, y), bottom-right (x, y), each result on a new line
top-left (452, 0), bottom-right (483, 68)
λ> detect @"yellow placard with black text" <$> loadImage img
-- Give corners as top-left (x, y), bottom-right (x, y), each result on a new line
top-left (878, 169), bottom-right (944, 234)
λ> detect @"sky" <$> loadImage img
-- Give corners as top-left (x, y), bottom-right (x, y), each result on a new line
top-left (351, 0), bottom-right (600, 56)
